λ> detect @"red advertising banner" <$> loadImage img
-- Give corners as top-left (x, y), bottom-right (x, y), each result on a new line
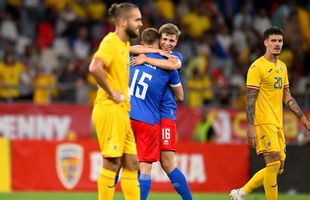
top-left (177, 107), bottom-right (310, 144)
top-left (0, 104), bottom-right (92, 140)
top-left (1, 104), bottom-right (309, 143)
top-left (11, 140), bottom-right (249, 192)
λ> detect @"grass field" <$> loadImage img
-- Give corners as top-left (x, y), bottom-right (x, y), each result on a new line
top-left (1, 192), bottom-right (310, 200)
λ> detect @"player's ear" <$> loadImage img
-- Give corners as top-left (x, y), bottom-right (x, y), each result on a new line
top-left (264, 39), bottom-right (268, 47)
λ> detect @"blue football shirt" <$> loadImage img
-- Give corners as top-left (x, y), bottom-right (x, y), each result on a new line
top-left (129, 53), bottom-right (181, 125)
top-left (160, 51), bottom-right (183, 120)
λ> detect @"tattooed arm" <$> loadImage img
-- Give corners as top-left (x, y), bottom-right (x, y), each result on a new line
top-left (283, 88), bottom-right (310, 133)
top-left (246, 88), bottom-right (259, 148)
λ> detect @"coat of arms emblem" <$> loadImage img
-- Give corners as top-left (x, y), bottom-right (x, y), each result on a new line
top-left (56, 143), bottom-right (83, 189)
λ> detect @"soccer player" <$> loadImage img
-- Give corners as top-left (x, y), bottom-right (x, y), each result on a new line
top-left (230, 27), bottom-right (310, 200)
top-left (88, 3), bottom-right (142, 200)
top-left (129, 27), bottom-right (183, 200)
top-left (131, 23), bottom-right (192, 200)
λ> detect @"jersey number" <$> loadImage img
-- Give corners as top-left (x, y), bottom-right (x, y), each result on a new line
top-left (274, 77), bottom-right (282, 89)
top-left (129, 69), bottom-right (152, 100)
top-left (162, 128), bottom-right (171, 140)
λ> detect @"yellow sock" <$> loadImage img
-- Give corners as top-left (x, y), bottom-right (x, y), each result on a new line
top-left (121, 169), bottom-right (140, 200)
top-left (243, 168), bottom-right (265, 194)
top-left (98, 168), bottom-right (116, 200)
top-left (264, 161), bottom-right (281, 200)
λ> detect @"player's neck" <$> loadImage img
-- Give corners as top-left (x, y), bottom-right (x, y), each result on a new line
top-left (264, 52), bottom-right (278, 65)
top-left (114, 28), bottom-right (129, 43)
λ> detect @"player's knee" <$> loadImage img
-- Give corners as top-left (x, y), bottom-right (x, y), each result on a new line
top-left (124, 158), bottom-right (139, 171)
top-left (103, 157), bottom-right (122, 172)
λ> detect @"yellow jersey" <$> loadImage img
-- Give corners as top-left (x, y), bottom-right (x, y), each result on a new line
top-left (93, 32), bottom-right (131, 111)
top-left (246, 56), bottom-right (289, 128)
top-left (0, 61), bottom-right (24, 98)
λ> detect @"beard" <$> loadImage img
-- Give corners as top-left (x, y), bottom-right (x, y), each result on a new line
top-left (126, 27), bottom-right (139, 39)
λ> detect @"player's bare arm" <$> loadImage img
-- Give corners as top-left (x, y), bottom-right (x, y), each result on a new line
top-left (89, 58), bottom-right (124, 103)
top-left (130, 45), bottom-right (161, 54)
top-left (283, 88), bottom-right (310, 133)
top-left (171, 84), bottom-right (184, 102)
top-left (246, 88), bottom-right (259, 148)
top-left (131, 54), bottom-right (180, 70)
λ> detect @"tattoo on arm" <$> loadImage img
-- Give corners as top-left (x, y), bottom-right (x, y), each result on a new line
top-left (284, 88), bottom-right (304, 119)
top-left (246, 88), bottom-right (258, 125)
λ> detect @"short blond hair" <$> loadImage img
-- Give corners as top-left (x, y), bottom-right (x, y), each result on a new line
top-left (159, 23), bottom-right (181, 38)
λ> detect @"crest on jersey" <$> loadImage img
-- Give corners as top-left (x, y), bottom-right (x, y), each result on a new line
top-left (56, 143), bottom-right (83, 189)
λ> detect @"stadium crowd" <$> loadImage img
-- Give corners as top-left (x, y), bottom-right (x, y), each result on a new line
top-left (0, 0), bottom-right (309, 108)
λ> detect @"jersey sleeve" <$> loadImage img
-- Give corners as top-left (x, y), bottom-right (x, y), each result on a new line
top-left (171, 51), bottom-right (183, 72)
top-left (93, 38), bottom-right (115, 66)
top-left (246, 63), bottom-right (261, 90)
top-left (169, 70), bottom-right (181, 87)
top-left (283, 64), bottom-right (289, 89)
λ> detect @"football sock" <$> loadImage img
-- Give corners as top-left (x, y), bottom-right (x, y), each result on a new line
top-left (243, 168), bottom-right (266, 194)
top-left (121, 169), bottom-right (140, 200)
top-left (264, 161), bottom-right (281, 200)
top-left (139, 173), bottom-right (152, 200)
top-left (98, 168), bottom-right (116, 200)
top-left (168, 167), bottom-right (192, 200)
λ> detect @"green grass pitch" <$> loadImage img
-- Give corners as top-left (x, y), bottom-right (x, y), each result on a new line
top-left (1, 192), bottom-right (310, 200)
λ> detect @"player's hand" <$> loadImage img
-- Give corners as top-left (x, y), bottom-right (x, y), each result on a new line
top-left (131, 54), bottom-right (147, 66)
top-left (247, 125), bottom-right (257, 148)
top-left (110, 91), bottom-right (124, 103)
top-left (301, 115), bottom-right (310, 136)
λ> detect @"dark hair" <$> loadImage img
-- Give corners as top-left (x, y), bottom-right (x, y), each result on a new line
top-left (263, 27), bottom-right (284, 40)
top-left (108, 3), bottom-right (138, 19)
top-left (159, 23), bottom-right (181, 38)
top-left (141, 28), bottom-right (160, 45)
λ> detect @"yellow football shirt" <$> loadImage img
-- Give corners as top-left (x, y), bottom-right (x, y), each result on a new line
top-left (93, 32), bottom-right (130, 111)
top-left (246, 56), bottom-right (289, 128)
top-left (0, 61), bottom-right (24, 98)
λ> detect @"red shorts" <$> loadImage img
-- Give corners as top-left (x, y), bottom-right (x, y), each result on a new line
top-left (160, 118), bottom-right (176, 151)
top-left (131, 119), bottom-right (160, 162)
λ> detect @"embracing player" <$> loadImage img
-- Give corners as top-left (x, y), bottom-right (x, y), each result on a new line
top-left (131, 23), bottom-right (192, 200)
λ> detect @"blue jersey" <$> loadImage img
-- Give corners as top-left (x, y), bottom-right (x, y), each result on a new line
top-left (129, 53), bottom-right (181, 125)
top-left (160, 52), bottom-right (183, 120)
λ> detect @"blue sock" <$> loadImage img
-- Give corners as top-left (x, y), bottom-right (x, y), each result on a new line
top-left (168, 168), bottom-right (192, 200)
top-left (138, 174), bottom-right (152, 200)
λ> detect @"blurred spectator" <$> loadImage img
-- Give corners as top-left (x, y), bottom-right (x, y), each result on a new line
top-left (233, 2), bottom-right (252, 29)
top-left (193, 108), bottom-right (216, 142)
top-left (181, 3), bottom-right (211, 39)
top-left (187, 68), bottom-right (213, 107)
top-left (253, 7), bottom-right (272, 35)
top-left (72, 26), bottom-right (90, 60)
top-left (58, 60), bottom-right (79, 102)
top-left (0, 13), bottom-right (18, 42)
top-left (33, 67), bottom-right (57, 104)
top-left (55, 2), bottom-right (77, 36)
top-left (0, 51), bottom-right (25, 100)
top-left (155, 0), bottom-right (175, 21)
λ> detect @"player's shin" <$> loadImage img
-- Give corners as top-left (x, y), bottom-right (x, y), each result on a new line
top-left (264, 161), bottom-right (281, 200)
top-left (120, 169), bottom-right (140, 200)
top-left (168, 167), bottom-right (192, 200)
top-left (243, 168), bottom-right (266, 194)
top-left (98, 168), bottom-right (116, 200)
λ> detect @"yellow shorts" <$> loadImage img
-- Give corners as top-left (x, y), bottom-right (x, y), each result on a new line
top-left (255, 124), bottom-right (286, 160)
top-left (92, 103), bottom-right (137, 158)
